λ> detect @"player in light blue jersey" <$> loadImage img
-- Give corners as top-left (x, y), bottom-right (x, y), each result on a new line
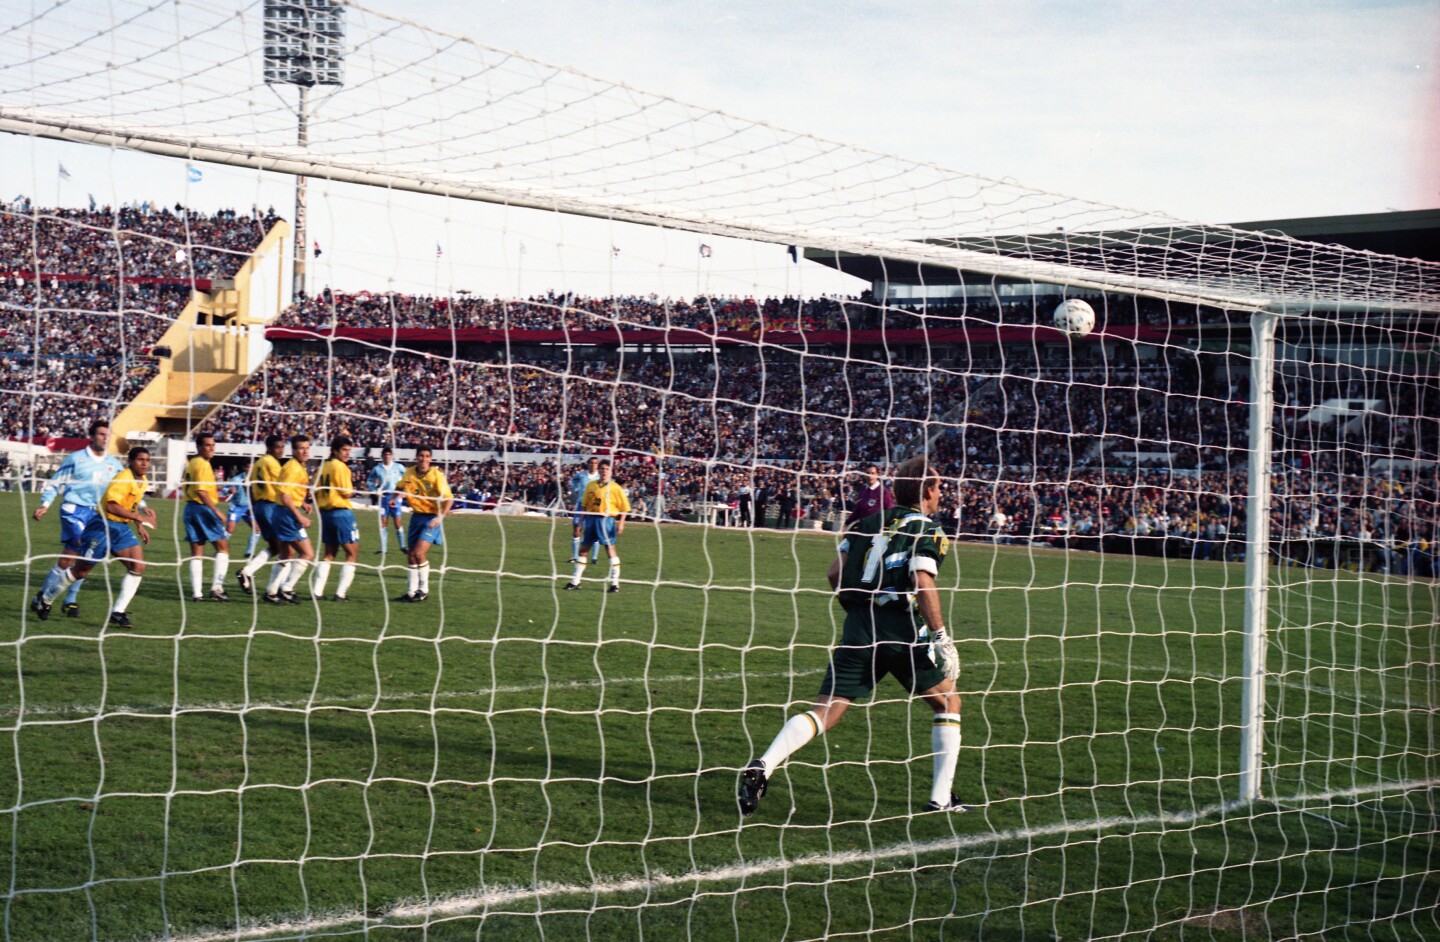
top-left (366, 447), bottom-right (407, 555)
top-left (31, 419), bottom-right (127, 618)
top-left (568, 456), bottom-right (601, 564)
top-left (220, 465), bottom-right (260, 557)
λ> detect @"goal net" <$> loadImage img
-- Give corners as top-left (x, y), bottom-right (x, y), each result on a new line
top-left (0, 2), bottom-right (1436, 940)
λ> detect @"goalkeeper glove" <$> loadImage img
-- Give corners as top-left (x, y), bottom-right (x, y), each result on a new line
top-left (929, 627), bottom-right (959, 684)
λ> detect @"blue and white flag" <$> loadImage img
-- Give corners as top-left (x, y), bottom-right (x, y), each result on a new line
top-left (186, 166), bottom-right (203, 183)
top-left (57, 163), bottom-right (71, 180)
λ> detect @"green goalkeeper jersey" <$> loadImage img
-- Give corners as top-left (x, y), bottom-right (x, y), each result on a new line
top-left (837, 505), bottom-right (950, 616)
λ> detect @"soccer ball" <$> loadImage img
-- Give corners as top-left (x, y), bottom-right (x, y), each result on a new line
top-left (1052, 298), bottom-right (1096, 338)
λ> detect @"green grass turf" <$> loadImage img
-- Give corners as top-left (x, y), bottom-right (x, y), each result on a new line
top-left (0, 491), bottom-right (1435, 941)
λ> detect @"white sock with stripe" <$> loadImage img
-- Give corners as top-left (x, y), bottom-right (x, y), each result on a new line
top-left (929, 713), bottom-right (962, 805)
top-left (758, 711), bottom-right (823, 775)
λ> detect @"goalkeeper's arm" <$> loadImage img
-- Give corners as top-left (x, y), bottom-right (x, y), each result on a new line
top-left (914, 570), bottom-right (958, 683)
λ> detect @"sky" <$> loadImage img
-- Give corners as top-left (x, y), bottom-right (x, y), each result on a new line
top-left (1, 0), bottom-right (1436, 299)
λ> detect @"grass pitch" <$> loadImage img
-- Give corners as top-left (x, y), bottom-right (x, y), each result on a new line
top-left (0, 492), bottom-right (1435, 941)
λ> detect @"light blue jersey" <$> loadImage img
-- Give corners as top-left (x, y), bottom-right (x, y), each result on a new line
top-left (367, 462), bottom-right (405, 497)
top-left (221, 471), bottom-right (250, 509)
top-left (569, 469), bottom-right (599, 510)
top-left (40, 447), bottom-right (125, 511)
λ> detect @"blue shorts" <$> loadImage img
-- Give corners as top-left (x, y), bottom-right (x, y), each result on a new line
top-left (183, 503), bottom-right (228, 544)
top-left (321, 508), bottom-right (360, 546)
top-left (571, 509), bottom-right (587, 527)
top-left (380, 494), bottom-right (406, 519)
top-left (252, 501), bottom-right (278, 543)
top-left (270, 504), bottom-right (310, 545)
top-left (581, 516), bottom-right (618, 547)
top-left (79, 517), bottom-right (140, 561)
top-left (58, 504), bottom-right (100, 547)
top-left (228, 505), bottom-right (253, 527)
top-left (408, 513), bottom-right (443, 548)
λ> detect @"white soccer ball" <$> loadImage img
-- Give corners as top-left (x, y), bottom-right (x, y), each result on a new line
top-left (1052, 298), bottom-right (1096, 338)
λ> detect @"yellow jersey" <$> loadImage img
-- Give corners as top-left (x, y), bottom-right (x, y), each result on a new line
top-left (398, 465), bottom-right (453, 516)
top-left (582, 480), bottom-right (631, 517)
top-left (181, 456), bottom-right (218, 505)
top-left (250, 453), bottom-right (283, 503)
top-left (277, 458), bottom-right (310, 505)
top-left (102, 469), bottom-right (148, 523)
top-left (315, 458), bottom-right (355, 510)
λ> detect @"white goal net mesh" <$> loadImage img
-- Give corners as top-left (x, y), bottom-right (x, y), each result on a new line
top-left (0, 2), bottom-right (1436, 941)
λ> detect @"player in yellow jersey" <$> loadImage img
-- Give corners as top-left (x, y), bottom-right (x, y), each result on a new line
top-left (30, 447), bottom-right (157, 628)
top-left (312, 435), bottom-right (360, 601)
top-left (265, 434), bottom-right (317, 604)
top-left (237, 434), bottom-right (286, 596)
top-left (181, 432), bottom-right (233, 603)
top-left (396, 445), bottom-right (453, 602)
top-left (565, 459), bottom-right (631, 593)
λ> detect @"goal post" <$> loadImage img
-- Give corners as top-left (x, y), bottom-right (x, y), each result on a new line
top-left (1240, 308), bottom-right (1279, 803)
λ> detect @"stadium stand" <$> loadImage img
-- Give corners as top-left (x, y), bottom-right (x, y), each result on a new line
top-left (0, 203), bottom-right (281, 440)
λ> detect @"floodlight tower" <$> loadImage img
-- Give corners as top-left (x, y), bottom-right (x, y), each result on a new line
top-left (263, 0), bottom-right (345, 302)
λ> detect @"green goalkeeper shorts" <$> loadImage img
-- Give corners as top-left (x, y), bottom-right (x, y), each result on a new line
top-left (818, 607), bottom-right (947, 701)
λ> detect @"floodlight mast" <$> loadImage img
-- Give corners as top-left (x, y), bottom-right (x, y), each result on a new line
top-left (262, 0), bottom-right (345, 302)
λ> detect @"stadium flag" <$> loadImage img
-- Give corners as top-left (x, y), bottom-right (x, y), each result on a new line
top-left (57, 163), bottom-right (71, 180)
top-left (186, 165), bottom-right (203, 183)
top-left (612, 245), bottom-right (621, 256)
top-left (313, 240), bottom-right (323, 258)
top-left (88, 194), bottom-right (97, 212)
top-left (436, 243), bottom-right (444, 259)
top-left (787, 245), bottom-right (798, 263)
top-left (699, 243), bottom-right (713, 258)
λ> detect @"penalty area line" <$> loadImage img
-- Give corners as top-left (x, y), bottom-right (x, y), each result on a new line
top-left (152, 776), bottom-right (1437, 942)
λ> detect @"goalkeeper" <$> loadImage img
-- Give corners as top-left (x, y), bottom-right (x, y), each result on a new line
top-left (738, 456), bottom-right (967, 816)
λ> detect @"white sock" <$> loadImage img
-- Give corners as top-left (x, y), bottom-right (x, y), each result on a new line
top-left (266, 560), bottom-right (290, 596)
top-left (189, 557), bottom-right (204, 598)
top-left (336, 562), bottom-right (356, 599)
top-left (282, 559), bottom-right (309, 593)
top-left (758, 711), bottom-right (822, 775)
top-left (379, 526), bottom-right (388, 553)
top-left (609, 556), bottom-right (621, 586)
top-left (570, 559), bottom-right (587, 585)
top-left (241, 547), bottom-right (270, 578)
top-left (418, 562), bottom-right (431, 594)
top-left (113, 572), bottom-right (142, 614)
top-left (212, 552), bottom-right (230, 591)
top-left (407, 565), bottom-right (420, 595)
top-left (929, 713), bottom-right (962, 806)
top-left (42, 566), bottom-right (77, 604)
top-left (312, 561), bottom-right (332, 598)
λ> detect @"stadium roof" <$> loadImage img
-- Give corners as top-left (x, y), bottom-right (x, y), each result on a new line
top-left (804, 209), bottom-right (1440, 297)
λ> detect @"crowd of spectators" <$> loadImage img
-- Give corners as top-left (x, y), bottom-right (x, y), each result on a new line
top-left (0, 202), bottom-right (282, 282)
top-left (272, 288), bottom-right (1218, 334)
top-left (200, 341), bottom-right (1439, 573)
top-left (0, 203), bottom-right (281, 439)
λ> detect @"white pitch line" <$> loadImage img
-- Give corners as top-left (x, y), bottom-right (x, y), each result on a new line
top-left (0, 668), bottom-right (827, 719)
top-left (153, 776), bottom-right (1438, 942)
